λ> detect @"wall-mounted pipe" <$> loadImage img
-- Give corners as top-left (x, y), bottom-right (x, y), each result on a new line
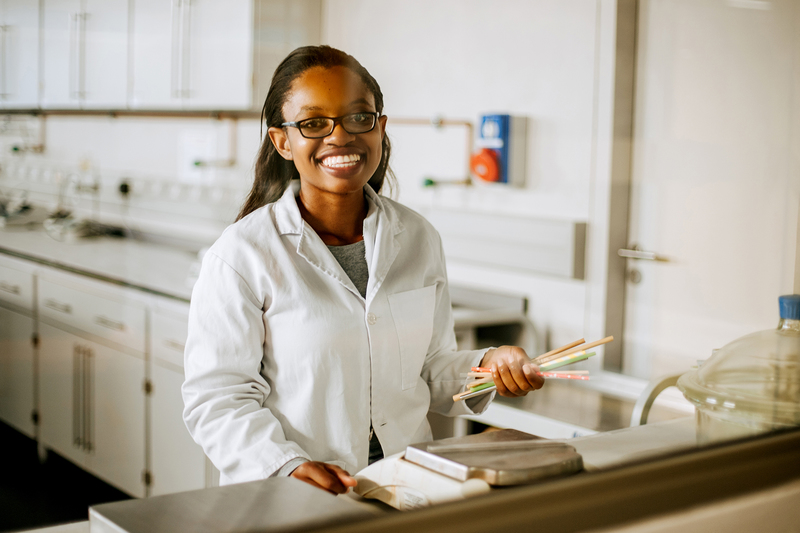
top-left (193, 117), bottom-right (238, 168)
top-left (386, 116), bottom-right (474, 186)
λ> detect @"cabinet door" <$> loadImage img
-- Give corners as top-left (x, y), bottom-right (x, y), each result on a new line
top-left (0, 306), bottom-right (35, 437)
top-left (0, 0), bottom-right (40, 108)
top-left (38, 322), bottom-right (85, 466)
top-left (81, 0), bottom-right (129, 108)
top-left (130, 0), bottom-right (178, 108)
top-left (151, 365), bottom-right (206, 495)
top-left (131, 0), bottom-right (252, 110)
top-left (150, 308), bottom-right (206, 495)
top-left (185, 0), bottom-right (252, 109)
top-left (89, 338), bottom-right (146, 498)
top-left (42, 0), bottom-right (128, 108)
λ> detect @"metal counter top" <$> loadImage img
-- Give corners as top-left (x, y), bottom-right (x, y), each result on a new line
top-left (0, 227), bottom-right (198, 302)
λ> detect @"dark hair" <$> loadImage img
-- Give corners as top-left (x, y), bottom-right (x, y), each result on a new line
top-left (236, 45), bottom-right (394, 221)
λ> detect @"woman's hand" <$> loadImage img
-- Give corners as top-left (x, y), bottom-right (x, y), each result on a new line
top-left (290, 461), bottom-right (358, 495)
top-left (480, 346), bottom-right (545, 397)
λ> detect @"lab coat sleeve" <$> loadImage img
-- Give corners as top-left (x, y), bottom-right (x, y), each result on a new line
top-left (420, 234), bottom-right (495, 417)
top-left (182, 251), bottom-right (310, 483)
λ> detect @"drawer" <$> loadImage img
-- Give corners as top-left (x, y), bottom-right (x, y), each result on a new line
top-left (152, 311), bottom-right (188, 369)
top-left (38, 279), bottom-right (146, 353)
top-left (0, 263), bottom-right (34, 311)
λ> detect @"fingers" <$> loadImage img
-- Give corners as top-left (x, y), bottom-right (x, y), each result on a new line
top-left (323, 463), bottom-right (358, 488)
top-left (291, 462), bottom-right (353, 495)
top-left (523, 363), bottom-right (546, 390)
top-left (490, 346), bottom-right (545, 398)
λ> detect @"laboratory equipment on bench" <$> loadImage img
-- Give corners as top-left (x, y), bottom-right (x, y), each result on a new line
top-left (678, 294), bottom-right (800, 444)
top-left (353, 429), bottom-right (583, 510)
top-left (470, 114), bottom-right (527, 186)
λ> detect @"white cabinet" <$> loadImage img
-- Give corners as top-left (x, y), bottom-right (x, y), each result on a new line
top-left (0, 308), bottom-right (35, 437)
top-left (41, 0), bottom-right (129, 108)
top-left (0, 0), bottom-right (40, 108)
top-left (132, 0), bottom-right (252, 109)
top-left (149, 306), bottom-right (207, 495)
top-left (37, 278), bottom-right (147, 498)
top-left (0, 261), bottom-right (36, 438)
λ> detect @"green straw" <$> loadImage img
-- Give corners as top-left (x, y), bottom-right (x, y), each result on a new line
top-left (467, 382), bottom-right (496, 393)
top-left (540, 351), bottom-right (596, 371)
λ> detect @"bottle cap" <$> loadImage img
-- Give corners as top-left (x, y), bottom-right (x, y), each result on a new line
top-left (778, 294), bottom-right (800, 320)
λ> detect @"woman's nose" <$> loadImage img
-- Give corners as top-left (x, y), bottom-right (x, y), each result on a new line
top-left (325, 122), bottom-right (356, 144)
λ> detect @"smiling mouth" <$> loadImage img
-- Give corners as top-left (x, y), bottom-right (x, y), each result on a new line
top-left (320, 154), bottom-right (362, 169)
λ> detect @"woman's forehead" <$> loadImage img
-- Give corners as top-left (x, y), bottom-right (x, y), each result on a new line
top-left (284, 66), bottom-right (376, 115)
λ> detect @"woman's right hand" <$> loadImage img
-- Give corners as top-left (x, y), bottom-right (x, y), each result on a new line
top-left (290, 461), bottom-right (358, 495)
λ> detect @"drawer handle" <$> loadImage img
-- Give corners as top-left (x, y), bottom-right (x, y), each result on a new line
top-left (0, 282), bottom-right (20, 295)
top-left (94, 315), bottom-right (125, 332)
top-left (45, 299), bottom-right (72, 314)
top-left (163, 339), bottom-right (186, 353)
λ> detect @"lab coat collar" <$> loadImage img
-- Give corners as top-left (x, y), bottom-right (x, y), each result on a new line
top-left (273, 180), bottom-right (404, 303)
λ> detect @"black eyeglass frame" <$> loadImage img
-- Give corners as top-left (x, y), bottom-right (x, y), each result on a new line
top-left (281, 112), bottom-right (380, 139)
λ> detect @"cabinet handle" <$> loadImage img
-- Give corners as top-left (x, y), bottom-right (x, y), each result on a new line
top-left (170, 0), bottom-right (181, 98)
top-left (78, 12), bottom-right (87, 100)
top-left (73, 344), bottom-right (83, 448)
top-left (69, 13), bottom-right (78, 99)
top-left (181, 0), bottom-right (192, 98)
top-left (84, 347), bottom-right (93, 453)
top-left (94, 315), bottom-right (125, 332)
top-left (163, 339), bottom-right (185, 353)
top-left (0, 24), bottom-right (9, 99)
top-left (44, 298), bottom-right (72, 315)
top-left (0, 281), bottom-right (20, 295)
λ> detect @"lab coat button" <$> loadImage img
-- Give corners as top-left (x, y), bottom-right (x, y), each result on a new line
top-left (367, 313), bottom-right (377, 325)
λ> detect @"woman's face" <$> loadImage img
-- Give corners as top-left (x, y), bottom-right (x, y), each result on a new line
top-left (268, 66), bottom-right (387, 197)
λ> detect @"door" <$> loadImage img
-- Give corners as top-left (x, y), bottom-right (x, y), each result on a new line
top-left (130, 0), bottom-right (176, 108)
top-left (151, 365), bottom-right (206, 495)
top-left (41, 0), bottom-right (128, 108)
top-left (184, 0), bottom-right (252, 109)
top-left (0, 0), bottom-right (40, 107)
top-left (38, 322), bottom-right (85, 466)
top-left (131, 0), bottom-right (252, 109)
top-left (150, 308), bottom-right (206, 496)
top-left (89, 338), bottom-right (146, 498)
top-left (619, 0), bottom-right (800, 380)
top-left (0, 306), bottom-right (35, 437)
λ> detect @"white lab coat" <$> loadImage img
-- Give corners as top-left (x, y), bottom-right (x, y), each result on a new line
top-left (182, 182), bottom-right (492, 485)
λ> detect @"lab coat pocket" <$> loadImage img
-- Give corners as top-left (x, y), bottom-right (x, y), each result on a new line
top-left (388, 284), bottom-right (437, 390)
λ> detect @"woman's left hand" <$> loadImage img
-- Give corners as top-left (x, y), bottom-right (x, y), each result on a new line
top-left (479, 346), bottom-right (545, 397)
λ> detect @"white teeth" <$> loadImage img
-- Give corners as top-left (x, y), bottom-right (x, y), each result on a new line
top-left (321, 154), bottom-right (361, 167)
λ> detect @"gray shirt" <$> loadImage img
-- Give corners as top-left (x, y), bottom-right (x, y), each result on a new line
top-left (327, 240), bottom-right (368, 299)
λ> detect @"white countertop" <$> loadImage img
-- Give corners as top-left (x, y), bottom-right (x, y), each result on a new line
top-left (0, 227), bottom-right (200, 302)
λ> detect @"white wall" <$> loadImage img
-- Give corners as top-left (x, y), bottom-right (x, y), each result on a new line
top-left (324, 0), bottom-right (603, 350)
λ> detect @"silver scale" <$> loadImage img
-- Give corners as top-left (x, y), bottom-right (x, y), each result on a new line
top-left (353, 429), bottom-right (584, 510)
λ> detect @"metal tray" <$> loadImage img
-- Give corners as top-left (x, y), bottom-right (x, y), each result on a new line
top-left (404, 429), bottom-right (583, 486)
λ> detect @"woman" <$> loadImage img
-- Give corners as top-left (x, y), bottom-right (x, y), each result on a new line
top-left (182, 45), bottom-right (544, 495)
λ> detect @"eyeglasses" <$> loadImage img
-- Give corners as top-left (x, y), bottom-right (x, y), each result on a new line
top-left (281, 112), bottom-right (379, 139)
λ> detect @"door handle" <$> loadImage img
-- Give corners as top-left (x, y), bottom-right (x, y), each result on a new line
top-left (163, 339), bottom-right (185, 353)
top-left (73, 344), bottom-right (83, 448)
top-left (94, 315), bottom-right (125, 332)
top-left (84, 347), bottom-right (93, 453)
top-left (45, 298), bottom-right (72, 314)
top-left (0, 24), bottom-right (9, 99)
top-left (0, 281), bottom-right (20, 295)
top-left (618, 245), bottom-right (669, 262)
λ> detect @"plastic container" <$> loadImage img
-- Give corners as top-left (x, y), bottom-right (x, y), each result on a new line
top-left (678, 295), bottom-right (800, 444)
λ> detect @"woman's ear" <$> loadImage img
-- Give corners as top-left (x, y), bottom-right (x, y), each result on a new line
top-left (378, 115), bottom-right (388, 139)
top-left (268, 127), bottom-right (293, 160)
